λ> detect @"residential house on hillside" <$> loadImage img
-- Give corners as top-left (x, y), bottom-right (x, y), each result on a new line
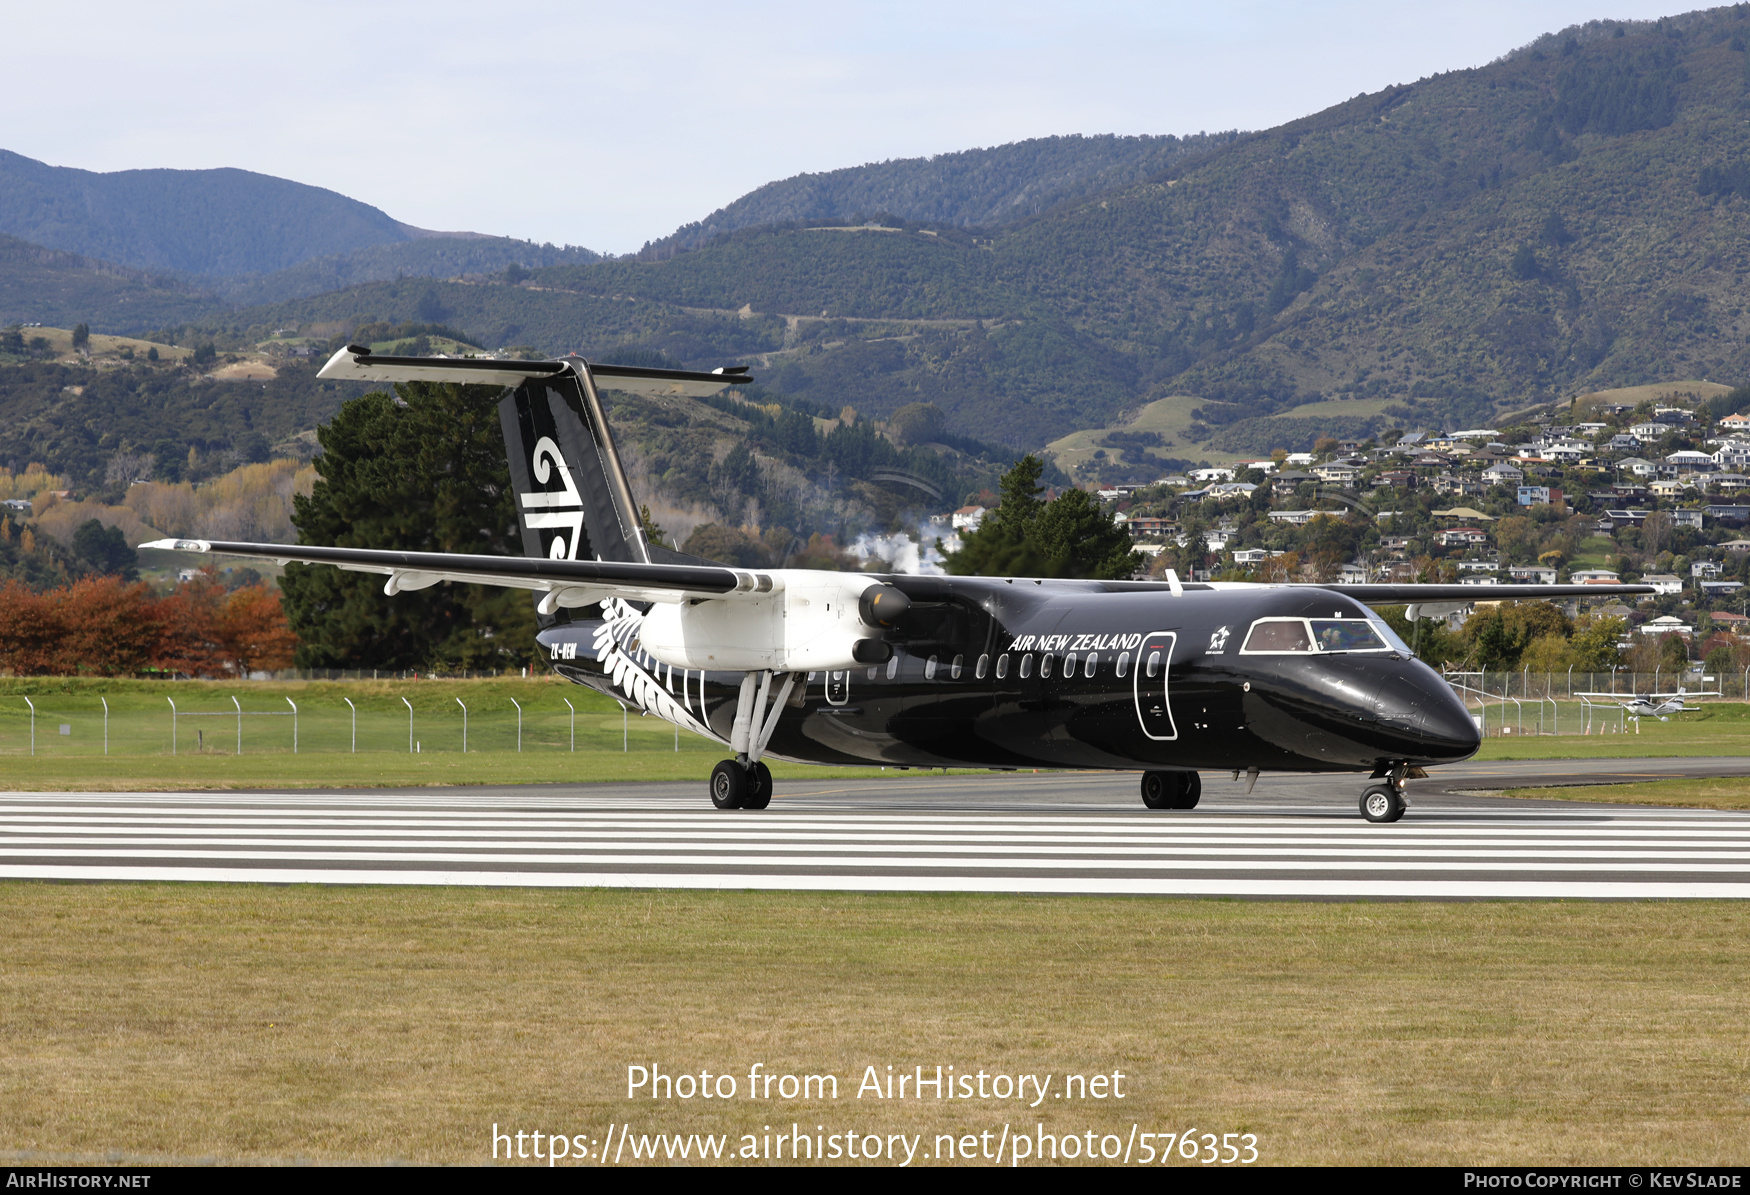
top-left (1607, 433), bottom-right (1643, 451)
top-left (1672, 509), bottom-right (1704, 529)
top-left (1630, 420), bottom-right (1679, 440)
top-left (951, 505), bottom-right (986, 531)
top-left (1517, 485), bottom-right (1562, 507)
top-left (1439, 526), bottom-right (1489, 547)
top-left (1570, 569), bottom-right (1621, 583)
top-left (1666, 450), bottom-right (1716, 472)
top-left (1482, 463), bottom-right (1524, 485)
top-left (1719, 412), bottom-right (1750, 433)
top-left (1508, 566), bottom-right (1558, 585)
top-left (1641, 575), bottom-right (1684, 596)
top-left (1313, 461), bottom-right (1361, 484)
top-left (1616, 457), bottom-right (1657, 478)
top-left (1640, 612), bottom-right (1690, 635)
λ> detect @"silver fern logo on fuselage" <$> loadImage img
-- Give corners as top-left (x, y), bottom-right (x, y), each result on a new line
top-left (518, 436), bottom-right (585, 559)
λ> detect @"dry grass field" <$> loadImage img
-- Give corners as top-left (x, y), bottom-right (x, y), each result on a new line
top-left (1504, 777), bottom-right (1750, 810)
top-left (2, 885), bottom-right (1748, 1166)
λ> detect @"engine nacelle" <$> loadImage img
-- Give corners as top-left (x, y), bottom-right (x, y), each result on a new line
top-left (639, 572), bottom-right (908, 672)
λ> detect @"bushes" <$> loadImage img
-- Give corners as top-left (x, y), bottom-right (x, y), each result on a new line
top-left (0, 573), bottom-right (296, 677)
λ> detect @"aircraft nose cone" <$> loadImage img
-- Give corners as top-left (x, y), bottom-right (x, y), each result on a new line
top-left (1374, 669), bottom-right (1481, 762)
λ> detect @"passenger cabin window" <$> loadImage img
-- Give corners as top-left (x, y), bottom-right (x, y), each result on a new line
top-left (1064, 652), bottom-right (1077, 677)
top-left (995, 653), bottom-right (1009, 679)
top-left (951, 654), bottom-right (964, 680)
top-left (1041, 653), bottom-right (1054, 679)
top-left (925, 655), bottom-right (938, 680)
top-left (1115, 652), bottom-right (1129, 678)
top-left (976, 654), bottom-right (989, 679)
top-left (1146, 650), bottom-right (1160, 678)
top-left (887, 656), bottom-right (900, 679)
top-left (1085, 652), bottom-right (1098, 677)
top-left (1019, 655), bottom-right (1033, 679)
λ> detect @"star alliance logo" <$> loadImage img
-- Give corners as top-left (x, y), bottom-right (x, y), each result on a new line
top-left (1207, 625), bottom-right (1231, 653)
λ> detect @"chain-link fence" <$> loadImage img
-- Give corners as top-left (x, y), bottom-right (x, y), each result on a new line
top-left (1442, 669), bottom-right (1737, 737)
top-left (0, 693), bottom-right (692, 757)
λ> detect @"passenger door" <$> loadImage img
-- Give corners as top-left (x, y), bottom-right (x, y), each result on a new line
top-left (1133, 631), bottom-right (1178, 740)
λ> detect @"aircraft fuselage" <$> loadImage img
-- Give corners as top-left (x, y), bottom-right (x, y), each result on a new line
top-left (539, 576), bottom-right (1481, 775)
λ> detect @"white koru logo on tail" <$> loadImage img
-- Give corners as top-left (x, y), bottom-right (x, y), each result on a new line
top-left (517, 436), bottom-right (585, 559)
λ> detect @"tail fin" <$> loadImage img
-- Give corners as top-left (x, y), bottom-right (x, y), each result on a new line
top-left (497, 358), bottom-right (752, 565)
top-left (499, 362), bottom-right (648, 564)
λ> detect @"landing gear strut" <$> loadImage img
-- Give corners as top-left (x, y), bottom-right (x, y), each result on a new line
top-left (1140, 770), bottom-right (1201, 810)
top-left (709, 671), bottom-right (794, 810)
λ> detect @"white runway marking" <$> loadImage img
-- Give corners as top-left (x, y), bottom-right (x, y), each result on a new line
top-left (3, 790), bottom-right (1749, 898)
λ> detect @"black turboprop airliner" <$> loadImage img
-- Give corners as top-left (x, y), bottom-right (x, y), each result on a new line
top-left (145, 349), bottom-right (1651, 823)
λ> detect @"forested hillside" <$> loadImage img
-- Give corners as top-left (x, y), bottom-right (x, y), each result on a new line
top-left (14, 6), bottom-right (1750, 468)
top-left (640, 133), bottom-right (1238, 256)
top-left (0, 233), bottom-right (215, 329)
top-left (0, 151), bottom-right (424, 276)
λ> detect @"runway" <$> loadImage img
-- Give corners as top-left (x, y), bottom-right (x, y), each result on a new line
top-left (2, 759), bottom-right (1748, 898)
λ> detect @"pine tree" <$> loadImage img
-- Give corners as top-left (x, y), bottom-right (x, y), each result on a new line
top-left (278, 382), bottom-right (536, 670)
top-left (946, 455), bottom-right (1139, 579)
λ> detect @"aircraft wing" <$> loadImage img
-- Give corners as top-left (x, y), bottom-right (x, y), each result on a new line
top-left (138, 538), bottom-right (776, 610)
top-left (1300, 584), bottom-right (1656, 602)
top-left (315, 345), bottom-right (752, 396)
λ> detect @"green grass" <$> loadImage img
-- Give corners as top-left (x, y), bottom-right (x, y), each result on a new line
top-left (3, 887), bottom-right (1748, 1165)
top-left (0, 676), bottom-right (959, 789)
top-left (1502, 777), bottom-right (1750, 810)
top-left (1472, 700), bottom-right (1750, 759)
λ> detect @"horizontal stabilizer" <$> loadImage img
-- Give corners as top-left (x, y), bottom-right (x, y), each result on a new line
top-left (316, 346), bottom-right (752, 396)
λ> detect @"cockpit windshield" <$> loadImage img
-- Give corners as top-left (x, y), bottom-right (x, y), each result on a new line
top-left (1242, 617), bottom-right (1394, 654)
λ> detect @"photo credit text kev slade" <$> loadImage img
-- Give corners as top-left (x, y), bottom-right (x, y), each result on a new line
top-left (490, 1063), bottom-right (1259, 1166)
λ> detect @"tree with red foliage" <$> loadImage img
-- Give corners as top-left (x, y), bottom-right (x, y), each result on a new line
top-left (0, 570), bottom-right (297, 676)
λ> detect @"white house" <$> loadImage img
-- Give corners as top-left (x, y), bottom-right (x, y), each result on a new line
top-left (1666, 450), bottom-right (1716, 471)
top-left (1189, 467), bottom-right (1235, 483)
top-left (1508, 566), bottom-right (1559, 585)
top-left (1481, 463), bottom-right (1524, 484)
top-left (1284, 452), bottom-right (1317, 467)
top-left (951, 505), bottom-right (987, 532)
top-left (1616, 457), bottom-right (1658, 478)
top-left (1570, 569), bottom-right (1621, 583)
top-left (1639, 611), bottom-right (1690, 634)
top-left (1631, 421), bottom-right (1679, 439)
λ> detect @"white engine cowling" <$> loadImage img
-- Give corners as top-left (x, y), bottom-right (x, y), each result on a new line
top-left (639, 571), bottom-right (903, 672)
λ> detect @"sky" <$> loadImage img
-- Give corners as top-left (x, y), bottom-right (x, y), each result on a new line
top-left (3, 1), bottom-right (1700, 254)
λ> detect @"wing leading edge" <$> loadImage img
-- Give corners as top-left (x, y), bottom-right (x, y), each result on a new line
top-left (139, 538), bottom-right (775, 613)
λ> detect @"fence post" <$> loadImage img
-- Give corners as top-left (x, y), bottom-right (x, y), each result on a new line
top-left (101, 696), bottom-right (108, 756)
top-left (564, 698), bottom-right (574, 752)
top-left (286, 697), bottom-right (298, 753)
top-left (232, 695), bottom-right (242, 754)
top-left (23, 697), bottom-right (33, 756)
top-left (403, 697), bottom-right (414, 754)
top-left (344, 697), bottom-right (356, 753)
top-left (510, 698), bottom-right (522, 752)
top-left (456, 697), bottom-right (467, 753)
top-left (621, 702), bottom-right (628, 752)
top-left (168, 697), bottom-right (176, 755)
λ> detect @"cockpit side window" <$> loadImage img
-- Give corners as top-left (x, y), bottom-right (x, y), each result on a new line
top-left (1309, 619), bottom-right (1390, 653)
top-left (1241, 618), bottom-right (1313, 653)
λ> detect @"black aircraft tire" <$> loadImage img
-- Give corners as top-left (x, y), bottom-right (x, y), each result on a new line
top-left (1177, 771), bottom-right (1202, 810)
top-left (743, 762), bottom-right (774, 810)
top-left (710, 760), bottom-right (747, 810)
top-left (1140, 771), bottom-right (1173, 809)
top-left (1361, 785), bottom-right (1405, 824)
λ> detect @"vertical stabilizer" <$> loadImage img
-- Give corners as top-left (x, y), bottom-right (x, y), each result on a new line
top-left (499, 361), bottom-right (649, 564)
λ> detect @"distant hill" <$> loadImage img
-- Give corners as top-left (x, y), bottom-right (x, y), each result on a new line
top-left (639, 133), bottom-right (1238, 256)
top-left (210, 236), bottom-right (604, 306)
top-left (0, 233), bottom-right (216, 330)
top-left (21, 6), bottom-right (1750, 468)
top-left (0, 150), bottom-right (456, 276)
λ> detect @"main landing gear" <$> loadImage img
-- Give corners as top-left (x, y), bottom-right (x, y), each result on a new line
top-left (1140, 770), bottom-right (1201, 810)
top-left (709, 670), bottom-right (795, 811)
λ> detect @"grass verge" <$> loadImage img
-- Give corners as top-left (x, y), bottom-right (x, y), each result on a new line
top-left (1501, 778), bottom-right (1750, 810)
top-left (1, 886), bottom-right (1747, 1165)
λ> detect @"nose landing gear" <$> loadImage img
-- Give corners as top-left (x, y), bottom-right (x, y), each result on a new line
top-left (1140, 770), bottom-right (1201, 810)
top-left (1360, 776), bottom-right (1408, 823)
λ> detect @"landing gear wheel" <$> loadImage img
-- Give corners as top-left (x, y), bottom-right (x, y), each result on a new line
top-left (1140, 771), bottom-right (1172, 809)
top-left (742, 761), bottom-right (773, 810)
top-left (710, 760), bottom-right (747, 810)
top-left (1140, 771), bottom-right (1201, 810)
top-left (1361, 784), bottom-right (1405, 824)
